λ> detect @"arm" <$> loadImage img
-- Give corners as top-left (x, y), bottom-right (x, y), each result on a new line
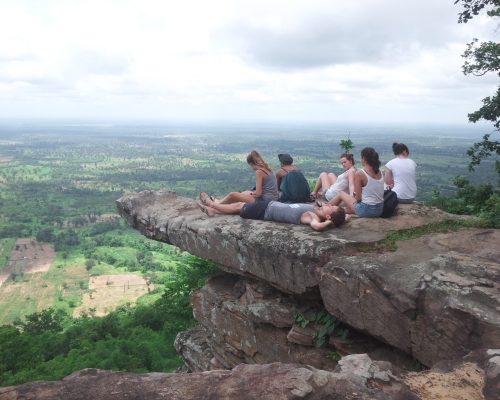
top-left (300, 211), bottom-right (333, 231)
top-left (347, 169), bottom-right (355, 196)
top-left (354, 171), bottom-right (364, 203)
top-left (275, 168), bottom-right (286, 191)
top-left (385, 167), bottom-right (394, 187)
top-left (254, 169), bottom-right (265, 198)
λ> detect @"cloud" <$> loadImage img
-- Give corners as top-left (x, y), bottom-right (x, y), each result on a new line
top-left (218, 0), bottom-right (489, 70)
top-left (0, 0), bottom-right (496, 123)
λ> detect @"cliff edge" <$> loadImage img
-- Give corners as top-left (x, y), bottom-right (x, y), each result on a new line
top-left (116, 190), bottom-right (500, 367)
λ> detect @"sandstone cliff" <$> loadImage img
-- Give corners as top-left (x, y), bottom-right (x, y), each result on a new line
top-left (116, 190), bottom-right (500, 368)
top-left (2, 190), bottom-right (499, 400)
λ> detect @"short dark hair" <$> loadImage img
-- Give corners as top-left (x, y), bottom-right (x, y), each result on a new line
top-left (278, 153), bottom-right (293, 165)
top-left (330, 207), bottom-right (346, 227)
top-left (392, 143), bottom-right (409, 156)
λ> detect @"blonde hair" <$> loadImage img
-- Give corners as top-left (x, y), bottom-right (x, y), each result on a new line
top-left (246, 150), bottom-right (272, 172)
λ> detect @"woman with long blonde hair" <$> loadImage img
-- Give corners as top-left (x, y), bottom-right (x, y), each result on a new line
top-left (200, 150), bottom-right (278, 206)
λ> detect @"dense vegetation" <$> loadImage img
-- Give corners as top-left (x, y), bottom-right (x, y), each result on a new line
top-left (0, 256), bottom-right (218, 385)
top-left (0, 121), bottom-right (498, 385)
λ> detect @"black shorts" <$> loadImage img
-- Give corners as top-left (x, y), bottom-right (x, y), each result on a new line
top-left (240, 200), bottom-right (270, 220)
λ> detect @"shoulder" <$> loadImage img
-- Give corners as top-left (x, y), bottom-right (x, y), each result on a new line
top-left (385, 158), bottom-right (396, 168)
top-left (355, 170), bottom-right (365, 178)
top-left (276, 168), bottom-right (288, 177)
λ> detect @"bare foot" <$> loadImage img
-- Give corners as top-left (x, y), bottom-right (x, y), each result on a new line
top-left (197, 201), bottom-right (217, 217)
top-left (199, 192), bottom-right (210, 205)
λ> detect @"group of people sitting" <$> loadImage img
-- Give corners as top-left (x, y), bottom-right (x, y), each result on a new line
top-left (197, 143), bottom-right (417, 231)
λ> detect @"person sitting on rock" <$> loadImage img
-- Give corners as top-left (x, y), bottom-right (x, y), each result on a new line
top-left (328, 147), bottom-right (384, 218)
top-left (384, 142), bottom-right (417, 204)
top-left (197, 196), bottom-right (347, 231)
top-left (201, 150), bottom-right (278, 205)
top-left (275, 153), bottom-right (311, 203)
top-left (310, 153), bottom-right (356, 201)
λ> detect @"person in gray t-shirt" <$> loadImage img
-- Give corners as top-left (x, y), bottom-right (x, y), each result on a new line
top-left (197, 196), bottom-right (347, 231)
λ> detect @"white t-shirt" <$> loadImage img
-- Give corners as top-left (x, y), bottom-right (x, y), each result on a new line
top-left (385, 157), bottom-right (417, 200)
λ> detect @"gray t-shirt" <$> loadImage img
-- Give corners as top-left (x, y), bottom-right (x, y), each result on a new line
top-left (264, 201), bottom-right (314, 225)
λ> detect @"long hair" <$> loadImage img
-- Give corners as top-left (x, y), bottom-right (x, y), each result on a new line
top-left (247, 150), bottom-right (272, 172)
top-left (340, 153), bottom-right (355, 165)
top-left (360, 147), bottom-right (381, 174)
top-left (392, 142), bottom-right (409, 156)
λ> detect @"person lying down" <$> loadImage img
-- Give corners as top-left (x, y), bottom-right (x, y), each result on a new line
top-left (198, 192), bottom-right (348, 231)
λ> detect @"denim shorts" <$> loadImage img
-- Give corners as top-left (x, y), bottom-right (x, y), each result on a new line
top-left (354, 201), bottom-right (383, 218)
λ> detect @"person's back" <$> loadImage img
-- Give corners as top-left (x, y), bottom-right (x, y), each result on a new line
top-left (385, 143), bottom-right (417, 203)
top-left (360, 169), bottom-right (384, 205)
top-left (261, 171), bottom-right (279, 201)
top-left (276, 153), bottom-right (310, 203)
top-left (279, 170), bottom-right (311, 203)
top-left (386, 158), bottom-right (416, 200)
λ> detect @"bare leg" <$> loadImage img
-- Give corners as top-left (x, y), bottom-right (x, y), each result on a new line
top-left (312, 172), bottom-right (337, 197)
top-left (217, 191), bottom-right (254, 204)
top-left (328, 191), bottom-right (356, 214)
top-left (208, 201), bottom-right (246, 215)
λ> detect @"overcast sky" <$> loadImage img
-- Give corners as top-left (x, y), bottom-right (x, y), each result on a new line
top-left (0, 0), bottom-right (497, 124)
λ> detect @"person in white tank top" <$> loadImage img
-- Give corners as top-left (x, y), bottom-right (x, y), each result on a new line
top-left (328, 147), bottom-right (384, 218)
top-left (311, 154), bottom-right (356, 201)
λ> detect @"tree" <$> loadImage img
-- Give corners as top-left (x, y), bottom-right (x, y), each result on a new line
top-left (455, 0), bottom-right (500, 173)
top-left (339, 138), bottom-right (354, 154)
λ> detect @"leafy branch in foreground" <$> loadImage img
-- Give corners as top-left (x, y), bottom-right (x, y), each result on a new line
top-left (455, 0), bottom-right (500, 172)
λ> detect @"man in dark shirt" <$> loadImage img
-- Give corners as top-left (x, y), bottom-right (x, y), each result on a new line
top-left (198, 193), bottom-right (346, 231)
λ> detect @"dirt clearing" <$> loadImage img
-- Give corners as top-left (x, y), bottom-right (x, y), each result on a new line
top-left (73, 274), bottom-right (152, 317)
top-left (0, 238), bottom-right (55, 287)
top-left (404, 363), bottom-right (485, 400)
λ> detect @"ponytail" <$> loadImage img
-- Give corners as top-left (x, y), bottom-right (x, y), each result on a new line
top-left (360, 147), bottom-right (381, 174)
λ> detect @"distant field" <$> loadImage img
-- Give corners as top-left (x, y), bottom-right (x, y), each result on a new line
top-left (74, 274), bottom-right (152, 317)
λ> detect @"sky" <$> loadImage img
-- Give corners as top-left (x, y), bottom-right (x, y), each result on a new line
top-left (0, 0), bottom-right (498, 124)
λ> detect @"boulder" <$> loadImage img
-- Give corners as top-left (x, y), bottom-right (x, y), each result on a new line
top-left (0, 360), bottom-right (416, 400)
top-left (188, 273), bottom-right (337, 370)
top-left (320, 229), bottom-right (500, 366)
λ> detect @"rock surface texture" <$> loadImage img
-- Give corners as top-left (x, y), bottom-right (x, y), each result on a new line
top-left (3, 351), bottom-right (498, 400)
top-left (116, 190), bottom-right (500, 367)
top-left (0, 359), bottom-right (417, 400)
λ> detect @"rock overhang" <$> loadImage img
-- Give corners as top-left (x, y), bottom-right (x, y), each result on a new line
top-left (116, 190), bottom-right (500, 366)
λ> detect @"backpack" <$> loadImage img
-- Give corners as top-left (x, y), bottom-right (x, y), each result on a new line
top-left (279, 170), bottom-right (311, 203)
top-left (381, 188), bottom-right (398, 218)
